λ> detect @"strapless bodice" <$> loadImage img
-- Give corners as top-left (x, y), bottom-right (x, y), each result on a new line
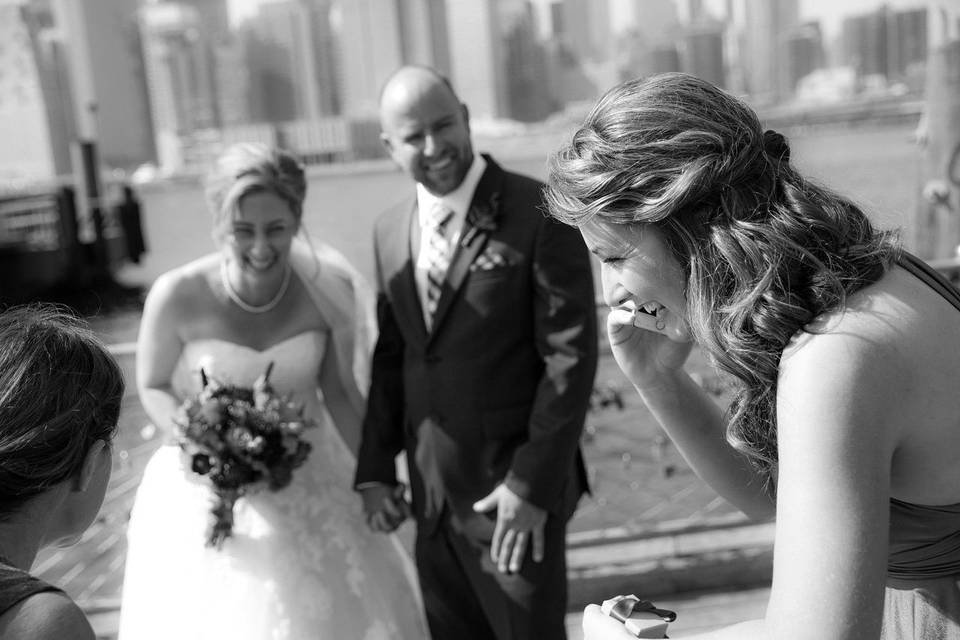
top-left (171, 331), bottom-right (327, 408)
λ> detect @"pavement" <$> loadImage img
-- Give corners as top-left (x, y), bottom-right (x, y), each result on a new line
top-left (85, 586), bottom-right (772, 639)
top-left (41, 322), bottom-right (775, 639)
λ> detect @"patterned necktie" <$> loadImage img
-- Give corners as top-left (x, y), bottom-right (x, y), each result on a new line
top-left (424, 202), bottom-right (454, 320)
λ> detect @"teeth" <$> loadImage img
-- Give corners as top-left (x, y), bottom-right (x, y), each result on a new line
top-left (640, 302), bottom-right (661, 315)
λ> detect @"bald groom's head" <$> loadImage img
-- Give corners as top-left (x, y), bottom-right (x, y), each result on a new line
top-left (379, 66), bottom-right (474, 196)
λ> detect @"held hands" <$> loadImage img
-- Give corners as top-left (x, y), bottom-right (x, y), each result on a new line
top-left (360, 484), bottom-right (411, 533)
top-left (473, 484), bottom-right (547, 574)
top-left (607, 306), bottom-right (693, 391)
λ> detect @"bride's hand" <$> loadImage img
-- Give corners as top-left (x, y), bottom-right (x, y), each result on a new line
top-left (607, 306), bottom-right (693, 391)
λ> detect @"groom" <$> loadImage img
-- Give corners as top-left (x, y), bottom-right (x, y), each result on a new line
top-left (355, 65), bottom-right (598, 639)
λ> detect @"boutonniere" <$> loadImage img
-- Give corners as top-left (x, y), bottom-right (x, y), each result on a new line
top-left (460, 192), bottom-right (501, 248)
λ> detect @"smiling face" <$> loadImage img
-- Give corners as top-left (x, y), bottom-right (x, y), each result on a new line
top-left (221, 190), bottom-right (299, 278)
top-left (379, 70), bottom-right (474, 196)
top-left (581, 218), bottom-right (691, 341)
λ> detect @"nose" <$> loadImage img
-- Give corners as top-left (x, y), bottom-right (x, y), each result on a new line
top-left (250, 231), bottom-right (271, 256)
top-left (600, 264), bottom-right (628, 308)
top-left (423, 132), bottom-right (439, 157)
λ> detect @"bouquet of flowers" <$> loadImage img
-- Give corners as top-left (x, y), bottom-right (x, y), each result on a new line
top-left (174, 362), bottom-right (316, 548)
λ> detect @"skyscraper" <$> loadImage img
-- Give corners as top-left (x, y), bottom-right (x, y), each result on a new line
top-left (0, 0), bottom-right (65, 181)
top-left (139, 1), bottom-right (218, 172)
top-left (743, 0), bottom-right (800, 104)
top-left (396, 0), bottom-right (450, 75)
top-left (333, 0), bottom-right (403, 118)
top-left (560, 0), bottom-right (611, 63)
top-left (70, 0), bottom-right (156, 170)
top-left (785, 21), bottom-right (824, 93)
top-left (445, 0), bottom-right (505, 120)
top-left (243, 0), bottom-right (338, 122)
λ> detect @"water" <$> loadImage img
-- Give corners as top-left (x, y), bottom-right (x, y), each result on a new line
top-left (119, 122), bottom-right (921, 290)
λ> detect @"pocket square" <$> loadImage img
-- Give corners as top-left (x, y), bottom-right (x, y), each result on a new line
top-left (470, 248), bottom-right (509, 272)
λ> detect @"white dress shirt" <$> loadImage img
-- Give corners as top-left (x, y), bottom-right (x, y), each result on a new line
top-left (413, 154), bottom-right (487, 327)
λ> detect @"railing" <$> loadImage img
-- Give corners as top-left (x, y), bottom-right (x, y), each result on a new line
top-left (928, 256), bottom-right (960, 288)
top-left (0, 192), bottom-right (64, 251)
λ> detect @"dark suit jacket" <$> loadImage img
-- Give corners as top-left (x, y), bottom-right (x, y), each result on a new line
top-left (355, 155), bottom-right (598, 539)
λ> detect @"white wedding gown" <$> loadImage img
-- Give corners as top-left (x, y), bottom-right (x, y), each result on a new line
top-left (117, 331), bottom-right (428, 640)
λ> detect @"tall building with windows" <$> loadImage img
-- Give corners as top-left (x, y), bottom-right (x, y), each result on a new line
top-left (242, 0), bottom-right (338, 122)
top-left (560, 0), bottom-right (611, 63)
top-left (70, 0), bottom-right (155, 170)
top-left (785, 21), bottom-right (824, 93)
top-left (842, 8), bottom-right (889, 79)
top-left (0, 0), bottom-right (154, 180)
top-left (333, 0), bottom-right (403, 118)
top-left (682, 21), bottom-right (725, 88)
top-left (445, 0), bottom-right (505, 120)
top-left (396, 0), bottom-right (450, 75)
top-left (139, 2), bottom-right (218, 172)
top-left (0, 0), bottom-right (66, 181)
top-left (743, 0), bottom-right (799, 104)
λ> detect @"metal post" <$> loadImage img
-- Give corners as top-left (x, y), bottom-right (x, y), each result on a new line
top-left (913, 1), bottom-right (960, 259)
top-left (54, 0), bottom-right (108, 279)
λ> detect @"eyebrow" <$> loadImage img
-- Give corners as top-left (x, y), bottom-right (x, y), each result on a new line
top-left (231, 219), bottom-right (289, 227)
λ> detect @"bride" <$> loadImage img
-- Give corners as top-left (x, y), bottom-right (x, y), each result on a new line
top-left (117, 143), bottom-right (428, 639)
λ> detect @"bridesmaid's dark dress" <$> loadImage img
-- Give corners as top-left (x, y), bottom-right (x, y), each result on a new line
top-left (881, 254), bottom-right (960, 639)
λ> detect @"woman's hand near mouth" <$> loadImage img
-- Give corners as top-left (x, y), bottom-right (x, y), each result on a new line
top-left (607, 302), bottom-right (693, 392)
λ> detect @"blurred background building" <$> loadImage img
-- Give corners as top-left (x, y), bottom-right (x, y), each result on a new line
top-left (0, 0), bottom-right (943, 181)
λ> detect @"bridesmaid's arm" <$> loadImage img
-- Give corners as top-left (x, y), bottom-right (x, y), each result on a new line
top-left (137, 270), bottom-right (187, 439)
top-left (318, 339), bottom-right (364, 456)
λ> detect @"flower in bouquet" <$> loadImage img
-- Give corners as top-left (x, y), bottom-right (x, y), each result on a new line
top-left (175, 362), bottom-right (316, 548)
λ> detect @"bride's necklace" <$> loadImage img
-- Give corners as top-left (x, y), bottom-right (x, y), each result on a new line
top-left (220, 260), bottom-right (291, 314)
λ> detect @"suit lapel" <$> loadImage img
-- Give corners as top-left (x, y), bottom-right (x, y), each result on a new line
top-left (429, 157), bottom-right (505, 338)
top-left (384, 199), bottom-right (429, 343)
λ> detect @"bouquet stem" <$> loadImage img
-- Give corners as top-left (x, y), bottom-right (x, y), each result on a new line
top-left (207, 488), bottom-right (239, 549)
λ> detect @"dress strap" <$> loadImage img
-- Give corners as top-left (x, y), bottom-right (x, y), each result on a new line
top-left (897, 251), bottom-right (960, 312)
top-left (0, 558), bottom-right (62, 616)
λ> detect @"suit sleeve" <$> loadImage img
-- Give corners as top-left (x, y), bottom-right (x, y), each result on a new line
top-left (353, 236), bottom-right (406, 489)
top-left (503, 211), bottom-right (598, 511)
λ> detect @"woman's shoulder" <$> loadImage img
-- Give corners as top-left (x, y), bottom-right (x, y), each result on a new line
top-left (779, 264), bottom-right (956, 410)
top-left (0, 590), bottom-right (94, 640)
top-left (147, 254), bottom-right (219, 306)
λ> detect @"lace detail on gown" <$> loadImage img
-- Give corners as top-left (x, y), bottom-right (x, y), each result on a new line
top-left (118, 332), bottom-right (427, 640)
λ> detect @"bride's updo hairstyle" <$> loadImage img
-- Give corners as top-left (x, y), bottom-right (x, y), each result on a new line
top-left (0, 304), bottom-right (123, 516)
top-left (546, 72), bottom-right (899, 482)
top-left (204, 143), bottom-right (307, 237)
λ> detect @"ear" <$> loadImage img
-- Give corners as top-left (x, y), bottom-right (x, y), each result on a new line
top-left (461, 103), bottom-right (471, 130)
top-left (72, 439), bottom-right (109, 492)
top-left (380, 132), bottom-right (395, 157)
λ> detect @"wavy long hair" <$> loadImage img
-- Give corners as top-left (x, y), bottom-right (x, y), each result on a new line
top-left (546, 73), bottom-right (899, 482)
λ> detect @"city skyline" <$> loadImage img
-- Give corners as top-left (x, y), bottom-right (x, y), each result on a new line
top-left (228, 0), bottom-right (931, 38)
top-left (0, 0), bottom-right (941, 182)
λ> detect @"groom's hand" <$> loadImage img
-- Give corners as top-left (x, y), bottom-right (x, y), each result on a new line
top-left (360, 484), bottom-right (409, 533)
top-left (473, 484), bottom-right (546, 574)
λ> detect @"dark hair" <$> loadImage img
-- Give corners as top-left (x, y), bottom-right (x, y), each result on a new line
top-left (547, 73), bottom-right (899, 482)
top-left (0, 304), bottom-right (124, 514)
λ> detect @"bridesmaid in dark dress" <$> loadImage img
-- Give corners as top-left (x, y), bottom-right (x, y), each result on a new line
top-left (0, 305), bottom-right (123, 639)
